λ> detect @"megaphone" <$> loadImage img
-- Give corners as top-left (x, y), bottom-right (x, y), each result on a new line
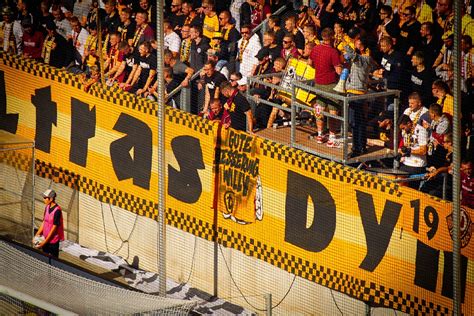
top-left (333, 68), bottom-right (349, 94)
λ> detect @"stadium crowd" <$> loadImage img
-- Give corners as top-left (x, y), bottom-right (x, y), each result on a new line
top-left (0, 0), bottom-right (473, 201)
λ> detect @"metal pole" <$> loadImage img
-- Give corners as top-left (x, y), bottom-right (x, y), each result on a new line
top-left (442, 173), bottom-right (447, 201)
top-left (180, 86), bottom-right (191, 113)
top-left (265, 293), bottom-right (272, 316)
top-left (31, 143), bottom-right (35, 240)
top-left (342, 97), bottom-right (349, 161)
top-left (290, 83), bottom-right (296, 147)
top-left (97, 8), bottom-right (105, 86)
top-left (452, 0), bottom-right (462, 314)
top-left (157, 0), bottom-right (167, 297)
top-left (393, 94), bottom-right (400, 169)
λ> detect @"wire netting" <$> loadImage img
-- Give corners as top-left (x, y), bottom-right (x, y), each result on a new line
top-left (0, 292), bottom-right (52, 315)
top-left (0, 240), bottom-right (196, 315)
top-left (0, 0), bottom-right (473, 315)
top-left (0, 139), bottom-right (34, 245)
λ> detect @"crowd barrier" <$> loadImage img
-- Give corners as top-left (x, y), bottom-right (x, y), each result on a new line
top-left (0, 52), bottom-right (472, 315)
top-left (248, 58), bottom-right (399, 164)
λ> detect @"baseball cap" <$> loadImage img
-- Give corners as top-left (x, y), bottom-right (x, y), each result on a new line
top-left (237, 77), bottom-right (247, 86)
top-left (42, 189), bottom-right (57, 199)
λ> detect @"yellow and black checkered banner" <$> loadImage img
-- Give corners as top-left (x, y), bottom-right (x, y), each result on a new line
top-left (1, 53), bottom-right (473, 315)
top-left (164, 107), bottom-right (217, 241)
top-left (215, 135), bottom-right (473, 315)
top-left (0, 51), bottom-right (217, 232)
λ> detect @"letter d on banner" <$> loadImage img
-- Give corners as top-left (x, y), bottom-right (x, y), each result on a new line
top-left (285, 171), bottom-right (336, 252)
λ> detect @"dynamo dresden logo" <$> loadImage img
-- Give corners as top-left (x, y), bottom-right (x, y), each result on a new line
top-left (222, 176), bottom-right (263, 225)
top-left (446, 206), bottom-right (473, 248)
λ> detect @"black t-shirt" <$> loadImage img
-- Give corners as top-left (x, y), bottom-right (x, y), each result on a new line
top-left (420, 37), bottom-right (443, 68)
top-left (204, 71), bottom-right (227, 101)
top-left (240, 2), bottom-right (252, 27)
top-left (380, 50), bottom-right (407, 91)
top-left (118, 21), bottom-right (136, 41)
top-left (136, 52), bottom-right (157, 87)
top-left (222, 27), bottom-right (240, 59)
top-left (124, 52), bottom-right (135, 77)
top-left (104, 11), bottom-right (121, 34)
top-left (410, 68), bottom-right (436, 106)
top-left (274, 28), bottom-right (286, 46)
top-left (384, 20), bottom-right (401, 40)
top-left (169, 13), bottom-right (187, 29)
top-left (267, 45), bottom-right (281, 62)
top-left (288, 30), bottom-right (305, 51)
top-left (227, 91), bottom-right (251, 131)
top-left (50, 33), bottom-right (72, 68)
top-left (398, 20), bottom-right (421, 55)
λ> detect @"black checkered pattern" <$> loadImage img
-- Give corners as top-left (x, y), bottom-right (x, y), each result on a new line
top-left (34, 159), bottom-right (156, 218)
top-left (35, 160), bottom-right (80, 190)
top-left (0, 52), bottom-right (158, 116)
top-left (0, 53), bottom-right (81, 89)
top-left (218, 227), bottom-right (451, 315)
top-left (166, 208), bottom-right (215, 241)
top-left (166, 107), bottom-right (214, 136)
top-left (80, 177), bottom-right (157, 219)
top-left (260, 139), bottom-right (401, 196)
top-left (0, 150), bottom-right (32, 172)
top-left (89, 84), bottom-right (158, 116)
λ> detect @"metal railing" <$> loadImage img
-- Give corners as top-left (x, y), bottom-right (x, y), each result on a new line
top-left (166, 5), bottom-right (288, 113)
top-left (251, 5), bottom-right (288, 37)
top-left (247, 74), bottom-right (401, 165)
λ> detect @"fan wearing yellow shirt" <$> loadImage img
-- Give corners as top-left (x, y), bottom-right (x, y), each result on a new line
top-left (415, 0), bottom-right (433, 24)
top-left (202, 0), bottom-right (219, 40)
top-left (432, 79), bottom-right (453, 118)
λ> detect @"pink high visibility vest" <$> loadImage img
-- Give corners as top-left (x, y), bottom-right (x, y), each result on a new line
top-left (43, 204), bottom-right (65, 244)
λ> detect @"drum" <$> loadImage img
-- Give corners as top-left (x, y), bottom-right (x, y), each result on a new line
top-left (367, 168), bottom-right (410, 186)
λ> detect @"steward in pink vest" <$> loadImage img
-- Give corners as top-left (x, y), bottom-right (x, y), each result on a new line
top-left (33, 189), bottom-right (64, 258)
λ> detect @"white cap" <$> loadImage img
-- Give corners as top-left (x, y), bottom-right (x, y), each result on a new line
top-left (237, 77), bottom-right (247, 86)
top-left (42, 189), bottom-right (56, 199)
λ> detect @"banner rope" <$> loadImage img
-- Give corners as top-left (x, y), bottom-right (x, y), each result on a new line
top-left (100, 201), bottom-right (139, 261)
top-left (217, 241), bottom-right (296, 312)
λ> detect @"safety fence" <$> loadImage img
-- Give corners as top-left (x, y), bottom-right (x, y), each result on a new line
top-left (0, 52), bottom-right (473, 315)
top-left (247, 59), bottom-right (400, 164)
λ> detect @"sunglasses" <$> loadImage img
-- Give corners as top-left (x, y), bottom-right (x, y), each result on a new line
top-left (283, 40), bottom-right (292, 44)
top-left (241, 31), bottom-right (249, 34)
